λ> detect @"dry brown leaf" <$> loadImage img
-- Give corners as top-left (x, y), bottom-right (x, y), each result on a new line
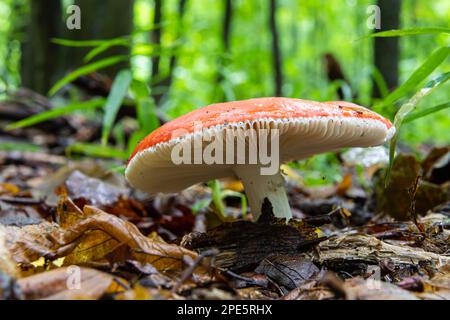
top-left (0, 221), bottom-right (64, 266)
top-left (17, 266), bottom-right (117, 300)
top-left (282, 280), bottom-right (334, 300)
top-left (58, 202), bottom-right (199, 271)
top-left (0, 197), bottom-right (199, 276)
top-left (419, 265), bottom-right (450, 299)
top-left (0, 227), bottom-right (20, 277)
top-left (115, 284), bottom-right (175, 300)
top-left (376, 154), bottom-right (449, 220)
top-left (0, 183), bottom-right (20, 195)
top-left (343, 277), bottom-right (419, 300)
top-left (336, 173), bottom-right (352, 196)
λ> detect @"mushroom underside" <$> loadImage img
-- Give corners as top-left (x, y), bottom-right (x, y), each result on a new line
top-left (126, 117), bottom-right (391, 221)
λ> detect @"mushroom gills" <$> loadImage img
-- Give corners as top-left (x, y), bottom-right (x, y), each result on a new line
top-left (233, 165), bottom-right (292, 222)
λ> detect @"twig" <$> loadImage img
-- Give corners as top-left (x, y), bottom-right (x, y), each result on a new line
top-left (171, 248), bottom-right (219, 293)
top-left (0, 196), bottom-right (45, 205)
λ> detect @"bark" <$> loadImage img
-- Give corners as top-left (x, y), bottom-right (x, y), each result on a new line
top-left (372, 0), bottom-right (402, 98)
top-left (269, 0), bottom-right (283, 96)
top-left (151, 0), bottom-right (188, 105)
top-left (214, 0), bottom-right (233, 102)
top-left (150, 0), bottom-right (163, 81)
top-left (222, 0), bottom-right (233, 51)
top-left (181, 220), bottom-right (322, 272)
top-left (20, 0), bottom-right (63, 94)
top-left (181, 200), bottom-right (323, 272)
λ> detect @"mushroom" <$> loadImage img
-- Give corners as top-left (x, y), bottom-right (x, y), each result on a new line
top-left (126, 97), bottom-right (394, 222)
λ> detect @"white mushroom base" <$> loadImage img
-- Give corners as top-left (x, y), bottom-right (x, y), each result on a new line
top-left (233, 165), bottom-right (292, 222)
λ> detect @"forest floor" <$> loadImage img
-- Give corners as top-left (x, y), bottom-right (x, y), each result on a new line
top-left (0, 90), bottom-right (449, 300)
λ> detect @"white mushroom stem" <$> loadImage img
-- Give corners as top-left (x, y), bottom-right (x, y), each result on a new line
top-left (233, 165), bottom-right (292, 222)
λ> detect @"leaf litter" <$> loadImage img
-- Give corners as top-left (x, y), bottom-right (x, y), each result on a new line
top-left (0, 133), bottom-right (449, 299)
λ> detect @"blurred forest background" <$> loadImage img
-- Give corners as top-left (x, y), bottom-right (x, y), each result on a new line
top-left (1, 1), bottom-right (450, 301)
top-left (0, 0), bottom-right (448, 177)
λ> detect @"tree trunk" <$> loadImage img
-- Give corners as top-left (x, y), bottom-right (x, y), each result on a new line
top-left (163, 0), bottom-right (188, 95)
top-left (150, 0), bottom-right (163, 83)
top-left (214, 0), bottom-right (233, 102)
top-left (222, 0), bottom-right (233, 51)
top-left (20, 0), bottom-right (63, 94)
top-left (269, 0), bottom-right (283, 97)
top-left (150, 0), bottom-right (188, 106)
top-left (372, 0), bottom-right (402, 98)
top-left (62, 0), bottom-right (134, 78)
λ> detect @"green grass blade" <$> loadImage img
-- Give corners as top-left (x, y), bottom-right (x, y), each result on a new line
top-left (192, 198), bottom-right (212, 214)
top-left (380, 46), bottom-right (449, 108)
top-left (127, 130), bottom-right (146, 156)
top-left (130, 80), bottom-right (157, 132)
top-left (371, 66), bottom-right (389, 98)
top-left (130, 79), bottom-right (150, 99)
top-left (0, 142), bottom-right (42, 152)
top-left (83, 38), bottom-right (130, 62)
top-left (66, 143), bottom-right (128, 160)
top-left (394, 72), bottom-right (450, 124)
top-left (51, 37), bottom-right (129, 47)
top-left (108, 165), bottom-right (126, 175)
top-left (357, 27), bottom-right (450, 41)
top-left (209, 180), bottom-right (226, 217)
top-left (403, 101), bottom-right (450, 123)
top-left (5, 98), bottom-right (105, 130)
top-left (101, 69), bottom-right (133, 145)
top-left (385, 72), bottom-right (450, 186)
top-left (136, 98), bottom-right (160, 133)
top-left (48, 55), bottom-right (128, 96)
top-left (368, 27), bottom-right (450, 38)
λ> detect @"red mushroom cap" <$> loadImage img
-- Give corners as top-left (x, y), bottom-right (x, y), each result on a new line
top-left (129, 97), bottom-right (392, 161)
top-left (126, 97), bottom-right (393, 194)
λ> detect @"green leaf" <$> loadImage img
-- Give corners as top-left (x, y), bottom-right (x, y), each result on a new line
top-left (136, 98), bottom-right (159, 133)
top-left (108, 165), bottom-right (126, 175)
top-left (0, 142), bottom-right (42, 152)
top-left (209, 180), bottom-right (226, 217)
top-left (371, 66), bottom-right (389, 98)
top-left (380, 46), bottom-right (450, 109)
top-left (66, 143), bottom-right (128, 160)
top-left (192, 198), bottom-right (212, 214)
top-left (129, 80), bottom-right (160, 153)
top-left (385, 72), bottom-right (450, 186)
top-left (83, 38), bottom-right (130, 62)
top-left (5, 98), bottom-right (105, 130)
top-left (127, 130), bottom-right (146, 156)
top-left (130, 80), bottom-right (155, 132)
top-left (403, 101), bottom-right (450, 123)
top-left (101, 69), bottom-right (133, 145)
top-left (394, 72), bottom-right (450, 124)
top-left (48, 55), bottom-right (128, 96)
top-left (112, 120), bottom-right (126, 150)
top-left (51, 37), bottom-right (128, 47)
top-left (130, 79), bottom-right (150, 100)
top-left (367, 27), bottom-right (450, 38)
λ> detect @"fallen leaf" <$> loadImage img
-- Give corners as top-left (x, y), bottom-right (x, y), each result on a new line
top-left (0, 196), bottom-right (200, 277)
top-left (255, 255), bottom-right (320, 290)
top-left (282, 280), bottom-right (334, 300)
top-left (17, 267), bottom-right (117, 300)
top-left (376, 154), bottom-right (449, 220)
top-left (421, 265), bottom-right (450, 299)
top-left (343, 277), bottom-right (419, 300)
top-left (65, 170), bottom-right (129, 207)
